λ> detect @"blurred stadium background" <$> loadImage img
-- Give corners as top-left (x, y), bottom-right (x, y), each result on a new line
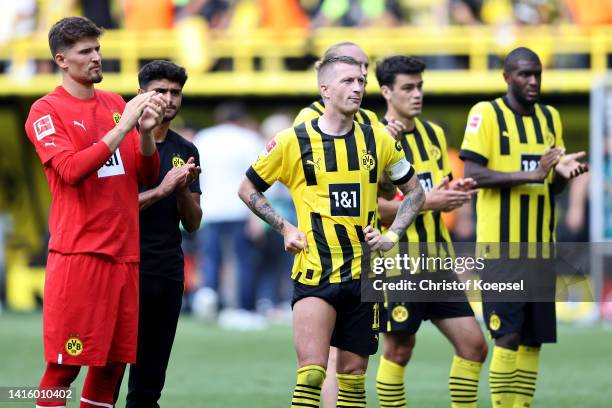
top-left (1, 0), bottom-right (611, 407)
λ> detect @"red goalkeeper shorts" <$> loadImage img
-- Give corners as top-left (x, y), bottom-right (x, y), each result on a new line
top-left (43, 252), bottom-right (138, 366)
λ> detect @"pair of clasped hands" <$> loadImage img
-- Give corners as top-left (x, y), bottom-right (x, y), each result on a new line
top-left (386, 117), bottom-right (480, 212)
top-left (124, 91), bottom-right (201, 196)
top-left (121, 91), bottom-right (168, 134)
top-left (529, 146), bottom-right (589, 181)
top-left (159, 157), bottom-right (201, 197)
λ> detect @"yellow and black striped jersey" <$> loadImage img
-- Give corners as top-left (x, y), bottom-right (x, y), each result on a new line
top-left (247, 118), bottom-right (413, 285)
top-left (293, 99), bottom-right (379, 127)
top-left (460, 96), bottom-right (564, 256)
top-left (381, 117), bottom-right (455, 272)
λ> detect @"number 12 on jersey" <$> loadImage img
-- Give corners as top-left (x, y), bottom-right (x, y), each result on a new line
top-left (417, 172), bottom-right (434, 193)
top-left (521, 154), bottom-right (543, 184)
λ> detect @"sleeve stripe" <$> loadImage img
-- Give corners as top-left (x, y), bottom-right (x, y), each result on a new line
top-left (246, 166), bottom-right (271, 192)
top-left (459, 149), bottom-right (488, 166)
top-left (392, 166), bottom-right (415, 186)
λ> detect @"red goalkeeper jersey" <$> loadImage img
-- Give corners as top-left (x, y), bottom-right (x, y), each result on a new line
top-left (25, 86), bottom-right (159, 262)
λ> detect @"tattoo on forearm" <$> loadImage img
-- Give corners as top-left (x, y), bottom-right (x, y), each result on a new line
top-left (378, 173), bottom-right (396, 196)
top-left (247, 191), bottom-right (286, 234)
top-left (390, 183), bottom-right (425, 235)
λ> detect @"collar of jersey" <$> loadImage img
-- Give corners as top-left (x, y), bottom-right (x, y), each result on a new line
top-left (381, 115), bottom-right (417, 136)
top-left (501, 95), bottom-right (536, 117)
top-left (402, 126), bottom-right (416, 136)
top-left (57, 85), bottom-right (97, 103)
top-left (155, 129), bottom-right (178, 146)
top-left (312, 118), bottom-right (355, 140)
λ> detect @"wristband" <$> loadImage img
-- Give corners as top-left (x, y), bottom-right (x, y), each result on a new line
top-left (384, 230), bottom-right (400, 244)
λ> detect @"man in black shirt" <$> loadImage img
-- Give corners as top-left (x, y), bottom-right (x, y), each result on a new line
top-left (127, 60), bottom-right (202, 408)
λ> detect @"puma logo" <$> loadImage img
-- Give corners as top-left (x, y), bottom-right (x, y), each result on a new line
top-left (306, 158), bottom-right (320, 170)
top-left (73, 120), bottom-right (86, 131)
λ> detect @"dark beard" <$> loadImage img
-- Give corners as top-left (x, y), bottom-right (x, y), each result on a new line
top-left (511, 83), bottom-right (538, 107)
top-left (162, 112), bottom-right (178, 123)
top-left (90, 72), bottom-right (103, 84)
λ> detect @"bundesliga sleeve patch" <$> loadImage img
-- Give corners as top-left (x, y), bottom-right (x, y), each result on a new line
top-left (466, 114), bottom-right (482, 132)
top-left (262, 138), bottom-right (277, 156)
top-left (33, 114), bottom-right (56, 140)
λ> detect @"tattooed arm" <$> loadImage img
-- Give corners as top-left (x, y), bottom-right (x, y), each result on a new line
top-left (388, 174), bottom-right (426, 235)
top-left (365, 173), bottom-right (425, 251)
top-left (378, 172), bottom-right (398, 200)
top-left (238, 177), bottom-right (285, 233)
top-left (238, 178), bottom-right (308, 254)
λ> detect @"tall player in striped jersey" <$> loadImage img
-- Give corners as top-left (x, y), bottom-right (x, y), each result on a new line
top-left (293, 41), bottom-right (405, 407)
top-left (239, 55), bottom-right (425, 408)
top-left (374, 56), bottom-right (487, 408)
top-left (460, 47), bottom-right (587, 408)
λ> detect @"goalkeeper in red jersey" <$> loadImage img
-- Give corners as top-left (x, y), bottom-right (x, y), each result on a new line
top-left (25, 16), bottom-right (167, 408)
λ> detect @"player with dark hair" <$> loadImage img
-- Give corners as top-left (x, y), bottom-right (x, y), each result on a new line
top-left (460, 47), bottom-right (587, 408)
top-left (239, 55), bottom-right (425, 408)
top-left (126, 60), bottom-right (202, 408)
top-left (374, 55), bottom-right (487, 408)
top-left (26, 16), bottom-right (166, 408)
top-left (137, 60), bottom-right (189, 89)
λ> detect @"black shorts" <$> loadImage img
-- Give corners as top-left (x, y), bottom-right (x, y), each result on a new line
top-left (482, 301), bottom-right (556, 343)
top-left (292, 280), bottom-right (379, 356)
top-left (481, 259), bottom-right (557, 344)
top-left (380, 300), bottom-right (474, 334)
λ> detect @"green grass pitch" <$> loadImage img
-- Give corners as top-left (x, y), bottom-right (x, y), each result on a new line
top-left (0, 312), bottom-right (610, 407)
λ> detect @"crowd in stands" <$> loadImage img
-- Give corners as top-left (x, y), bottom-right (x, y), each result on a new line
top-left (2, 0), bottom-right (612, 45)
top-left (2, 1), bottom-right (611, 76)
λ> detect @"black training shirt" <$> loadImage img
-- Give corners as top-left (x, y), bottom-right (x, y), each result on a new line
top-left (139, 129), bottom-right (201, 281)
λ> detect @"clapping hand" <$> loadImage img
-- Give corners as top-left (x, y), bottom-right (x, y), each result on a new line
top-left (555, 151), bottom-right (589, 179)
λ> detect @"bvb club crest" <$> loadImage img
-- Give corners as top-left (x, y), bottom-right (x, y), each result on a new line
top-left (112, 112), bottom-right (121, 125)
top-left (361, 150), bottom-right (376, 171)
top-left (65, 336), bottom-right (83, 356)
top-left (429, 145), bottom-right (441, 160)
top-left (489, 313), bottom-right (501, 331)
top-left (392, 305), bottom-right (409, 323)
top-left (172, 155), bottom-right (185, 168)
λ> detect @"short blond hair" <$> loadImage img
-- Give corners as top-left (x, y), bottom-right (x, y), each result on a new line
top-left (316, 56), bottom-right (361, 85)
top-left (323, 42), bottom-right (361, 60)
top-left (314, 42), bottom-right (362, 72)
